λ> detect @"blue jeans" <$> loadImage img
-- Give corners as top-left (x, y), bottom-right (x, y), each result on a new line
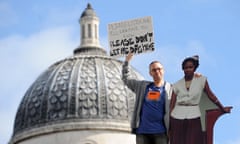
top-left (136, 133), bottom-right (167, 144)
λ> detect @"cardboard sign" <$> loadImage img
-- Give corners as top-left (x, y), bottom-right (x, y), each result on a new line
top-left (108, 16), bottom-right (154, 58)
top-left (147, 91), bottom-right (160, 101)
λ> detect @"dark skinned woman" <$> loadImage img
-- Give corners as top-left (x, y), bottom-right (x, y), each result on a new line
top-left (169, 55), bottom-right (229, 144)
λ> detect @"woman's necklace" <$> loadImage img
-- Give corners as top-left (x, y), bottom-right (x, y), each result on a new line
top-left (185, 80), bottom-right (192, 90)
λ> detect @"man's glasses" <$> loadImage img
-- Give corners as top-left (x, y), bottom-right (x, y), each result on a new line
top-left (151, 68), bottom-right (162, 72)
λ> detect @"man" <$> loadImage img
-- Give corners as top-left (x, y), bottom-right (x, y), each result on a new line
top-left (122, 53), bottom-right (172, 144)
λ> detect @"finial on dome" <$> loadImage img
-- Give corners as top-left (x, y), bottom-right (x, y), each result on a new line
top-left (87, 3), bottom-right (92, 9)
top-left (74, 3), bottom-right (106, 55)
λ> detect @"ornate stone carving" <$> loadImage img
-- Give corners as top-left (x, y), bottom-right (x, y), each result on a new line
top-left (13, 55), bottom-right (144, 136)
top-left (48, 61), bottom-right (74, 120)
top-left (78, 58), bottom-right (98, 118)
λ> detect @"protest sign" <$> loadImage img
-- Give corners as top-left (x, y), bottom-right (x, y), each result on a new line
top-left (108, 16), bottom-right (154, 57)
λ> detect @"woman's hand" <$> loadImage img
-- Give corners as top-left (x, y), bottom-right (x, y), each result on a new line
top-left (223, 106), bottom-right (232, 113)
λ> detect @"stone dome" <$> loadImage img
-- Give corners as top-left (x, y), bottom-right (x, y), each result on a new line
top-left (11, 41), bottom-right (144, 144)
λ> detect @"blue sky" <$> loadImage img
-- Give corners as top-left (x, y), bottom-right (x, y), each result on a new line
top-left (0, 0), bottom-right (239, 144)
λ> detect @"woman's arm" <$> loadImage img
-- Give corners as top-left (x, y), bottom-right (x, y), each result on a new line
top-left (170, 91), bottom-right (177, 114)
top-left (204, 80), bottom-right (230, 113)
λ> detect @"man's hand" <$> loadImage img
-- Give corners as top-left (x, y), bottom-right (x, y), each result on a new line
top-left (126, 52), bottom-right (134, 62)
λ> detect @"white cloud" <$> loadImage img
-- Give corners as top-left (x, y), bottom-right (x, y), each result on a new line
top-left (0, 25), bottom-right (78, 144)
top-left (23, 26), bottom-right (77, 68)
top-left (0, 109), bottom-right (16, 143)
top-left (1, 26), bottom-right (78, 74)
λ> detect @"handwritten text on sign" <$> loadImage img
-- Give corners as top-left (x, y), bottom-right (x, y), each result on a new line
top-left (108, 16), bottom-right (154, 57)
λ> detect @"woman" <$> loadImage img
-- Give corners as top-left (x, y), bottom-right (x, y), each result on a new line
top-left (169, 55), bottom-right (229, 144)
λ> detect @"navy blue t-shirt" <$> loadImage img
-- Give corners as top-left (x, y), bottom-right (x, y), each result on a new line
top-left (136, 83), bottom-right (166, 134)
